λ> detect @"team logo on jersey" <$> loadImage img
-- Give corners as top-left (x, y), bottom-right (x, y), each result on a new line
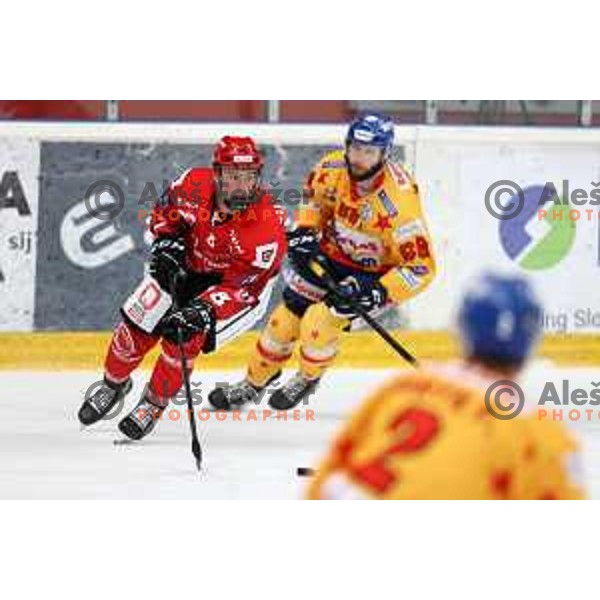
top-left (333, 222), bottom-right (383, 267)
top-left (252, 242), bottom-right (278, 269)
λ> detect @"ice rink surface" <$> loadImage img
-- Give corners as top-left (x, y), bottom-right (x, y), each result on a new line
top-left (1, 363), bottom-right (599, 499)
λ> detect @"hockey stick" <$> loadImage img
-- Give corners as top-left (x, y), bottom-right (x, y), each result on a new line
top-left (170, 274), bottom-right (203, 472)
top-left (310, 258), bottom-right (419, 367)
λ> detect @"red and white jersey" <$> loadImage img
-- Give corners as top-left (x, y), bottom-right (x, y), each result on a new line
top-left (150, 167), bottom-right (287, 323)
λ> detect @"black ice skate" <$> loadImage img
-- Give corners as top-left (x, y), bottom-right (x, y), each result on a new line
top-left (268, 372), bottom-right (320, 411)
top-left (78, 377), bottom-right (133, 426)
top-left (118, 395), bottom-right (164, 441)
top-left (208, 371), bottom-right (282, 411)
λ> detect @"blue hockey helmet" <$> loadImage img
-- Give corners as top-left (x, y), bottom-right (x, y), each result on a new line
top-left (346, 113), bottom-right (395, 154)
top-left (458, 273), bottom-right (542, 369)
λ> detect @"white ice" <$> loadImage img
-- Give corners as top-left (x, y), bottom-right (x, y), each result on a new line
top-left (0, 363), bottom-right (599, 499)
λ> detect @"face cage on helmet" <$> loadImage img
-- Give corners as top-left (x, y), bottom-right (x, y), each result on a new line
top-left (213, 165), bottom-right (263, 211)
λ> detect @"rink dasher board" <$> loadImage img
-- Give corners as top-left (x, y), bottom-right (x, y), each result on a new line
top-left (0, 330), bottom-right (598, 370)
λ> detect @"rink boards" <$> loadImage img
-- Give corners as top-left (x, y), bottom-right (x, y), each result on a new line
top-left (2, 123), bottom-right (600, 338)
top-left (0, 331), bottom-right (598, 370)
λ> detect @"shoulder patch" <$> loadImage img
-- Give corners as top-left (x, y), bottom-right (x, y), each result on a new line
top-left (378, 189), bottom-right (399, 218)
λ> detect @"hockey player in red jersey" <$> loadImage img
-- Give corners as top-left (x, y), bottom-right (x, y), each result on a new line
top-left (77, 136), bottom-right (287, 440)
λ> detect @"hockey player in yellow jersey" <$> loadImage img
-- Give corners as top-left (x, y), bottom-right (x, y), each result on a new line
top-left (208, 113), bottom-right (436, 411)
top-left (307, 273), bottom-right (584, 500)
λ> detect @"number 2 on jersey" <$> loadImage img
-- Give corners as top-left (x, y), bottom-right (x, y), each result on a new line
top-left (350, 407), bottom-right (440, 494)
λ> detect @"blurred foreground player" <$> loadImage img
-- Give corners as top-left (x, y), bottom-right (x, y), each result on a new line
top-left (307, 273), bottom-right (584, 499)
top-left (209, 114), bottom-right (436, 411)
top-left (77, 136), bottom-right (286, 440)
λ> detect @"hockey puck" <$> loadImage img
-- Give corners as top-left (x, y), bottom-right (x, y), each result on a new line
top-left (296, 467), bottom-right (316, 477)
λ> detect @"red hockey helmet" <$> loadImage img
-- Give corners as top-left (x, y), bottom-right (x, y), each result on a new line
top-left (212, 136), bottom-right (264, 171)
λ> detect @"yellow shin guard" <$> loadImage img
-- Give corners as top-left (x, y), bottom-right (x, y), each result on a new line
top-left (299, 302), bottom-right (349, 380)
top-left (247, 303), bottom-right (301, 387)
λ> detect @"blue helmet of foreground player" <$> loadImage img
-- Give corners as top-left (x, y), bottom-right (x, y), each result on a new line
top-left (458, 273), bottom-right (542, 369)
top-left (346, 113), bottom-right (395, 154)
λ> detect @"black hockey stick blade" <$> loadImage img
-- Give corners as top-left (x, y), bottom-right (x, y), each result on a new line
top-left (192, 438), bottom-right (202, 471)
